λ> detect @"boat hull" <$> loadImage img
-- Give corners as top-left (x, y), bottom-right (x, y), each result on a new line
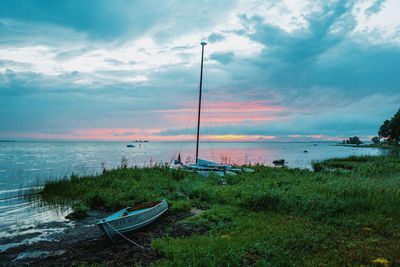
top-left (175, 158), bottom-right (254, 177)
top-left (97, 200), bottom-right (168, 241)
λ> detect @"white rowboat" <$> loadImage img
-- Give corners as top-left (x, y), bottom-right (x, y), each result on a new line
top-left (97, 199), bottom-right (168, 241)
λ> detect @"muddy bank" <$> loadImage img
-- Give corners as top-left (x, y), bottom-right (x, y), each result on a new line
top-left (0, 210), bottom-right (208, 266)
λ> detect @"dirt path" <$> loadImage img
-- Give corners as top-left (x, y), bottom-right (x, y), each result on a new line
top-left (1, 210), bottom-right (207, 266)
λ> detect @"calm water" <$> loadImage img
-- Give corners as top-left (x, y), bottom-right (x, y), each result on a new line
top-left (0, 141), bottom-right (385, 251)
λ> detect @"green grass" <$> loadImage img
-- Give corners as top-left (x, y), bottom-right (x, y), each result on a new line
top-left (42, 155), bottom-right (400, 266)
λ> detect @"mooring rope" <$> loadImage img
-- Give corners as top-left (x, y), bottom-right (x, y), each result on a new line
top-left (105, 221), bottom-right (147, 250)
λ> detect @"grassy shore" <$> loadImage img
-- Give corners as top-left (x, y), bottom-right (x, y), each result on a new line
top-left (337, 143), bottom-right (400, 151)
top-left (42, 155), bottom-right (400, 266)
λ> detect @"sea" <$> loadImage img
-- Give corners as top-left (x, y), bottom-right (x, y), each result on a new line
top-left (0, 141), bottom-right (388, 252)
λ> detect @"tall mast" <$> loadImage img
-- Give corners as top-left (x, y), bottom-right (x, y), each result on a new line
top-left (195, 42), bottom-right (207, 164)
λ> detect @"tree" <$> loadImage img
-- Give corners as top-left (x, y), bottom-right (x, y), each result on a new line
top-left (392, 109), bottom-right (400, 145)
top-left (379, 108), bottom-right (400, 145)
top-left (371, 136), bottom-right (380, 144)
top-left (346, 136), bottom-right (362, 145)
top-left (379, 120), bottom-right (392, 139)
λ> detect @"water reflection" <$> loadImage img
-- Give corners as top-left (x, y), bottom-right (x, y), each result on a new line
top-left (0, 192), bottom-right (71, 252)
top-left (177, 142), bottom-right (385, 169)
top-left (380, 149), bottom-right (400, 155)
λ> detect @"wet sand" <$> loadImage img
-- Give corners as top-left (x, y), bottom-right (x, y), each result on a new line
top-left (0, 210), bottom-right (208, 266)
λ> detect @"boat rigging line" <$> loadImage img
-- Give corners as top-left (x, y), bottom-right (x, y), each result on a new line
top-left (105, 221), bottom-right (147, 250)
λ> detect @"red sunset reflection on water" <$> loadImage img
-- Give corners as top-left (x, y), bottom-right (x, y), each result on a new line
top-left (174, 143), bottom-right (279, 166)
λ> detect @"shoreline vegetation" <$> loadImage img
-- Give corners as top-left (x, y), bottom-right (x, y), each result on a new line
top-left (38, 154), bottom-right (400, 266)
top-left (336, 143), bottom-right (400, 151)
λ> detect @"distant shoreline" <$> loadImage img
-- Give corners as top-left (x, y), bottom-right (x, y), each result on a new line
top-left (336, 143), bottom-right (400, 150)
top-left (0, 140), bottom-right (341, 143)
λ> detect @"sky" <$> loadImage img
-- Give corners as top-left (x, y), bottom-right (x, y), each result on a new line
top-left (0, 0), bottom-right (399, 142)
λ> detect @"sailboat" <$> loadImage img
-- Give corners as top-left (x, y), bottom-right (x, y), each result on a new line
top-left (174, 42), bottom-right (254, 176)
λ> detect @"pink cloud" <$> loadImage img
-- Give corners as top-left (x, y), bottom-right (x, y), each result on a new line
top-left (163, 113), bottom-right (281, 125)
top-left (4, 129), bottom-right (277, 142)
top-left (325, 136), bottom-right (345, 141)
top-left (15, 128), bottom-right (163, 141)
top-left (206, 135), bottom-right (276, 141)
top-left (286, 134), bottom-right (344, 141)
top-left (157, 100), bottom-right (286, 114)
top-left (159, 100), bottom-right (288, 126)
top-left (306, 135), bottom-right (323, 139)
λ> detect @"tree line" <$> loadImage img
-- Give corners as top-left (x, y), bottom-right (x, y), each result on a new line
top-left (344, 107), bottom-right (400, 146)
top-left (368, 107), bottom-right (400, 145)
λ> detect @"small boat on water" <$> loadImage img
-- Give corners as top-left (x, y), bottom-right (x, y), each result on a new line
top-left (127, 144), bottom-right (135, 147)
top-left (273, 159), bottom-right (285, 165)
top-left (97, 199), bottom-right (168, 241)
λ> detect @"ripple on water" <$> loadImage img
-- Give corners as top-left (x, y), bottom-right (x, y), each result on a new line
top-left (0, 187), bottom-right (43, 201)
top-left (25, 168), bottom-right (41, 172)
top-left (13, 251), bottom-right (50, 261)
top-left (0, 193), bottom-right (72, 253)
top-left (0, 242), bottom-right (24, 252)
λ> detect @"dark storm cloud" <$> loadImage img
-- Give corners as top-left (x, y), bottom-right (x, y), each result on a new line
top-left (0, 0), bottom-right (238, 43)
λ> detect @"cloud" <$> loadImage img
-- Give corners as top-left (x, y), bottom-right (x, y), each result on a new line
top-left (0, 0), bottom-right (148, 41)
top-left (210, 52), bottom-right (235, 65)
top-left (112, 132), bottom-right (136, 136)
top-left (220, 1), bottom-right (400, 104)
top-left (0, 59), bottom-right (32, 68)
top-left (247, 1), bottom-right (356, 66)
top-left (155, 93), bottom-right (399, 139)
top-left (1, 0), bottom-right (400, 141)
top-left (0, 18), bottom-right (87, 47)
top-left (365, 0), bottom-right (388, 16)
top-left (0, 0), bottom-right (239, 43)
top-left (55, 48), bottom-right (93, 61)
top-left (208, 33), bottom-right (225, 43)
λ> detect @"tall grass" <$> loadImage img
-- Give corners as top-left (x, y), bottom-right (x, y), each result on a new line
top-left (41, 155), bottom-right (400, 266)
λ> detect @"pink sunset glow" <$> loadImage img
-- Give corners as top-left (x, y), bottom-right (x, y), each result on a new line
top-left (14, 128), bottom-right (162, 141)
top-left (208, 135), bottom-right (276, 141)
top-left (163, 114), bottom-right (281, 124)
top-left (3, 129), bottom-right (365, 142)
top-left (287, 135), bottom-right (344, 141)
top-left (159, 100), bottom-right (287, 126)
top-left (157, 100), bottom-right (286, 114)
top-left (203, 101), bottom-right (286, 113)
top-left (325, 136), bottom-right (345, 141)
top-left (306, 135), bottom-right (324, 139)
top-left (8, 129), bottom-right (277, 142)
